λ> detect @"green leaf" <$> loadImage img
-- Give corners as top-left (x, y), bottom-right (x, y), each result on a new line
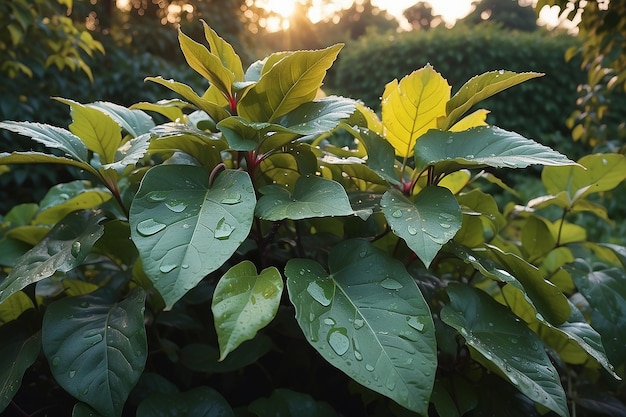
top-left (277, 96), bottom-right (355, 136)
top-left (217, 117), bottom-right (270, 151)
top-left (136, 386), bottom-right (233, 417)
top-left (0, 121), bottom-right (88, 161)
top-left (0, 291), bottom-right (34, 325)
top-left (0, 152), bottom-right (99, 177)
top-left (285, 239), bottom-right (436, 415)
top-left (130, 100), bottom-right (190, 123)
top-left (256, 175), bottom-right (354, 221)
top-left (201, 20), bottom-right (244, 82)
top-left (72, 402), bottom-right (105, 417)
top-left (380, 186), bottom-right (462, 268)
top-left (180, 336), bottom-right (272, 374)
top-left (145, 77), bottom-right (231, 123)
top-left (42, 288), bottom-right (147, 417)
top-left (33, 183), bottom-right (111, 225)
top-left (249, 389), bottom-right (341, 417)
top-left (101, 133), bottom-right (152, 173)
top-left (0, 320), bottom-right (40, 412)
top-left (85, 101), bottom-right (155, 137)
top-left (542, 153), bottom-right (626, 204)
top-left (238, 44), bottom-right (343, 122)
top-left (178, 29), bottom-right (235, 98)
top-left (212, 261), bottom-right (283, 360)
top-left (344, 125), bottom-right (400, 185)
top-left (414, 126), bottom-right (578, 176)
top-left (129, 166), bottom-right (255, 309)
top-left (55, 98), bottom-right (122, 165)
top-left (442, 71), bottom-right (543, 130)
top-left (441, 284), bottom-right (570, 417)
top-left (0, 210), bottom-right (105, 304)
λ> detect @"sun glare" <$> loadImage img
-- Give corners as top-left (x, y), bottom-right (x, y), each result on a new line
top-left (262, 0), bottom-right (296, 18)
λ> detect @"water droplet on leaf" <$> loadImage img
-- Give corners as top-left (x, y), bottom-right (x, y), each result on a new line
top-left (327, 328), bottom-right (350, 356)
top-left (380, 277), bottom-right (403, 290)
top-left (221, 193), bottom-right (241, 205)
top-left (307, 281), bottom-right (332, 306)
top-left (165, 200), bottom-right (187, 213)
top-left (159, 263), bottom-right (177, 273)
top-left (214, 217), bottom-right (235, 240)
top-left (137, 219), bottom-right (166, 236)
top-left (391, 209), bottom-right (403, 218)
top-left (407, 316), bottom-right (425, 332)
top-left (407, 225), bottom-right (418, 235)
top-left (70, 241), bottom-right (81, 257)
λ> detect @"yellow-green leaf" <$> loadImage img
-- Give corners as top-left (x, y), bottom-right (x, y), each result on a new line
top-left (449, 109), bottom-right (489, 132)
top-left (201, 21), bottom-right (244, 82)
top-left (238, 44), bottom-right (343, 122)
top-left (382, 65), bottom-right (450, 157)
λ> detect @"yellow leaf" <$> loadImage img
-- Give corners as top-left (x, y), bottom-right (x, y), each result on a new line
top-left (382, 65), bottom-right (450, 157)
top-left (449, 109), bottom-right (490, 132)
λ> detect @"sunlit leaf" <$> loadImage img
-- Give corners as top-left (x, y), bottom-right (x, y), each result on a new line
top-left (130, 99), bottom-right (191, 123)
top-left (238, 44), bottom-right (343, 122)
top-left (0, 291), bottom-right (34, 325)
top-left (42, 288), bottom-right (147, 417)
top-left (441, 284), bottom-right (570, 417)
top-left (414, 126), bottom-right (578, 176)
top-left (0, 210), bottom-right (105, 304)
top-left (381, 186), bottom-right (462, 267)
top-left (382, 65), bottom-right (450, 157)
top-left (442, 70), bottom-right (542, 130)
top-left (278, 96), bottom-right (356, 136)
top-left (449, 109), bottom-right (489, 132)
top-left (86, 101), bottom-right (155, 138)
top-left (129, 166), bottom-right (255, 309)
top-left (286, 239), bottom-right (436, 415)
top-left (201, 20), bottom-right (244, 81)
top-left (0, 121), bottom-right (88, 161)
top-left (343, 125), bottom-right (400, 186)
top-left (255, 175), bottom-right (354, 221)
top-left (212, 261), bottom-right (283, 360)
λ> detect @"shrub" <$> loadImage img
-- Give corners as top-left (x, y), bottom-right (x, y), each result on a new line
top-left (0, 22), bottom-right (625, 417)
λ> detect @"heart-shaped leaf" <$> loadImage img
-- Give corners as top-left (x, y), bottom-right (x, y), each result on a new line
top-left (381, 186), bottom-right (462, 267)
top-left (212, 261), bottom-right (283, 360)
top-left (414, 126), bottom-right (578, 175)
top-left (255, 175), bottom-right (354, 221)
top-left (441, 284), bottom-right (570, 417)
top-left (286, 239), bottom-right (436, 415)
top-left (129, 166), bottom-right (255, 309)
top-left (42, 288), bottom-right (147, 417)
top-left (0, 210), bottom-right (105, 304)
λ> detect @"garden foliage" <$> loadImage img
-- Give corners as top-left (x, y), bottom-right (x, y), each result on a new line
top-left (1, 22), bottom-right (625, 416)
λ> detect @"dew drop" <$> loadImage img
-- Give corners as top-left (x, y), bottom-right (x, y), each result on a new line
top-left (159, 263), bottom-right (177, 273)
top-left (439, 223), bottom-right (451, 229)
top-left (407, 225), bottom-right (418, 235)
top-left (220, 193), bottom-right (242, 205)
top-left (165, 200), bottom-right (187, 213)
top-left (380, 277), bottom-right (403, 290)
top-left (353, 318), bottom-right (365, 329)
top-left (181, 264), bottom-right (189, 269)
top-left (147, 191), bottom-right (168, 202)
top-left (51, 356), bottom-right (61, 367)
top-left (391, 209), bottom-right (403, 218)
top-left (365, 364), bottom-right (375, 372)
top-left (327, 328), bottom-right (350, 356)
top-left (307, 281), bottom-right (332, 306)
top-left (70, 241), bottom-right (81, 257)
top-left (407, 316), bottom-right (425, 332)
top-left (136, 219), bottom-right (166, 236)
top-left (354, 350), bottom-right (363, 361)
top-left (214, 217), bottom-right (235, 240)
top-left (79, 301), bottom-right (90, 308)
top-left (84, 332), bottom-right (103, 345)
top-left (68, 370), bottom-right (76, 379)
top-left (323, 318), bottom-right (336, 326)
top-left (359, 249), bottom-right (368, 258)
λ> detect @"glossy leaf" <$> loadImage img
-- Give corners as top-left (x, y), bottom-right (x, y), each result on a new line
top-left (255, 175), bottom-right (354, 221)
top-left (286, 239), bottom-right (436, 415)
top-left (0, 121), bottom-right (88, 161)
top-left (34, 189), bottom-right (112, 225)
top-left (441, 284), bottom-right (570, 417)
top-left (249, 389), bottom-right (341, 417)
top-left (542, 153), bottom-right (626, 204)
top-left (414, 126), bottom-right (578, 175)
top-left (343, 125), bottom-right (400, 185)
top-left (86, 101), bottom-right (154, 137)
top-left (212, 261), bottom-right (283, 360)
top-left (0, 210), bottom-right (105, 304)
top-left (0, 152), bottom-right (99, 177)
top-left (178, 29), bottom-right (235, 98)
top-left (448, 108), bottom-right (489, 132)
top-left (380, 186), bottom-right (462, 267)
top-left (0, 320), bottom-right (41, 412)
top-left (42, 288), bottom-right (147, 417)
top-left (382, 65), bottom-right (450, 157)
top-left (130, 100), bottom-right (190, 123)
top-left (217, 116), bottom-right (266, 151)
top-left (137, 386), bottom-right (233, 417)
top-left (278, 96), bottom-right (355, 136)
top-left (129, 166), bottom-right (255, 309)
top-left (442, 71), bottom-right (542, 130)
top-left (101, 133), bottom-right (152, 173)
top-left (238, 44), bottom-right (343, 122)
top-left (56, 98), bottom-right (122, 165)
top-left (201, 20), bottom-right (244, 82)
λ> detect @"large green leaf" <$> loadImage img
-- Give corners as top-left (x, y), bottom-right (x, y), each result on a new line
top-left (380, 186), bottom-right (462, 268)
top-left (0, 121), bottom-right (88, 161)
top-left (343, 125), bottom-right (400, 185)
top-left (0, 210), bottom-right (105, 304)
top-left (42, 288), bottom-right (147, 417)
top-left (211, 261), bottom-right (283, 360)
top-left (255, 175), bottom-right (354, 221)
top-left (33, 183), bottom-right (111, 225)
top-left (277, 96), bottom-right (355, 136)
top-left (414, 126), bottom-right (578, 175)
top-left (567, 260), bottom-right (626, 368)
top-left (56, 98), bottom-right (122, 165)
top-left (286, 239), bottom-right (436, 415)
top-left (137, 386), bottom-right (233, 417)
top-left (442, 71), bottom-right (542, 130)
top-left (249, 389), bottom-right (341, 417)
top-left (178, 29), bottom-right (235, 98)
top-left (0, 319), bottom-right (41, 412)
top-left (441, 284), bottom-right (570, 417)
top-left (238, 44), bottom-right (343, 122)
top-left (0, 152), bottom-right (99, 177)
top-left (542, 153), bottom-right (626, 204)
top-left (201, 20), bottom-right (244, 82)
top-left (129, 166), bottom-right (255, 309)
top-left (86, 101), bottom-right (154, 137)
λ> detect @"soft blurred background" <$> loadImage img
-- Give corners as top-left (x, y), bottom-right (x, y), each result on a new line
top-left (1, 0), bottom-right (625, 241)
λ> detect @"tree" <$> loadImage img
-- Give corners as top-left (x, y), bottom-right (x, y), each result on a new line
top-left (462, 0), bottom-right (538, 31)
top-left (403, 1), bottom-right (443, 30)
top-left (328, 0), bottom-right (399, 39)
top-left (536, 0), bottom-right (626, 148)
